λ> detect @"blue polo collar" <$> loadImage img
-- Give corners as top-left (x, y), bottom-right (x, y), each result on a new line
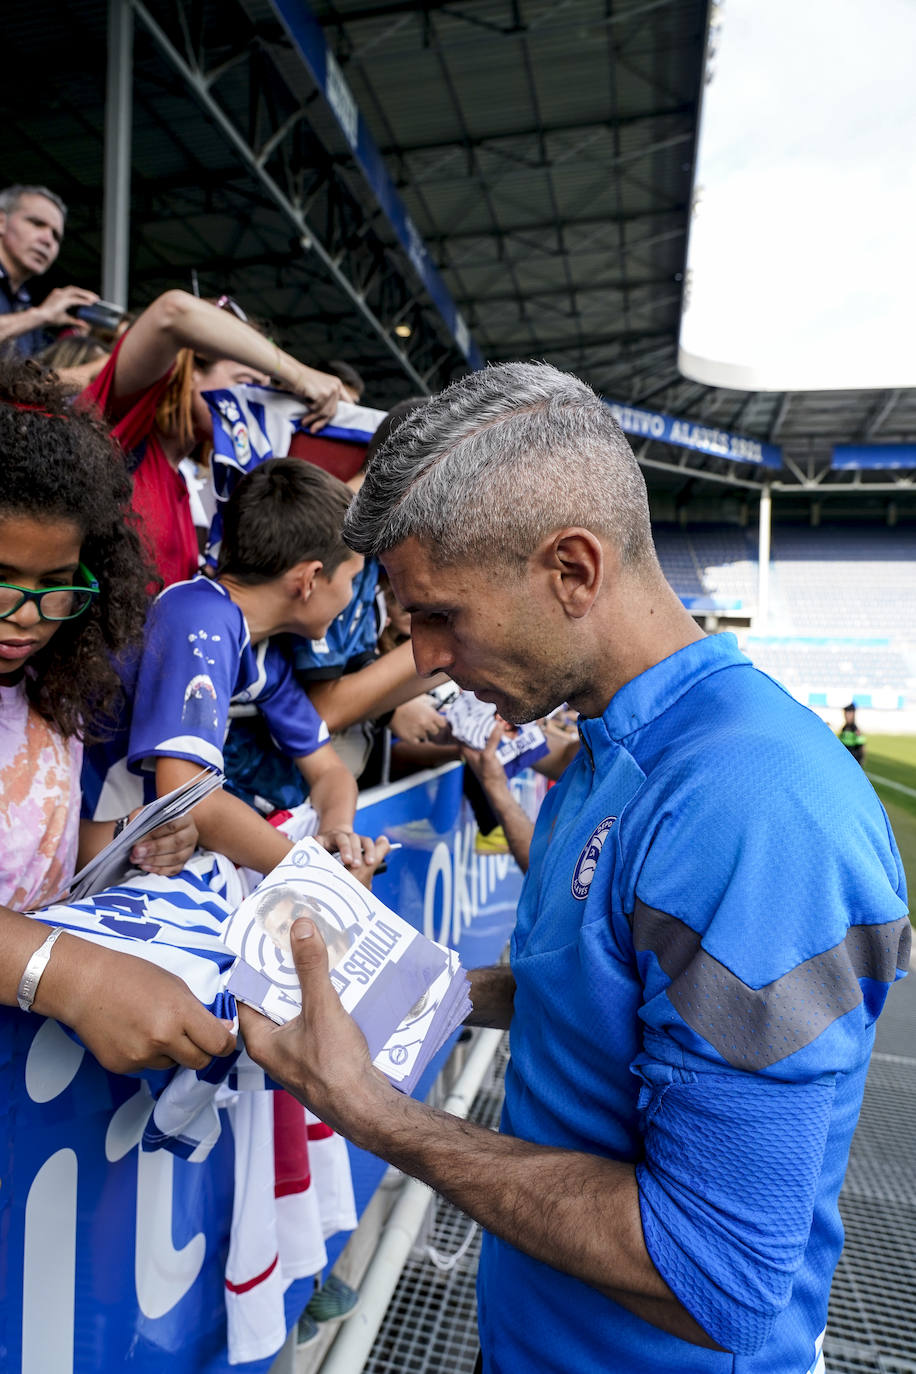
top-left (579, 632), bottom-right (749, 751)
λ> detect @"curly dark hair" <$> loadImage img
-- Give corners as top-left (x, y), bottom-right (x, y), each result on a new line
top-left (0, 358), bottom-right (154, 739)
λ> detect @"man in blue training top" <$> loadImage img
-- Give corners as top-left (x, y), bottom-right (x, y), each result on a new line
top-left (238, 364), bottom-right (910, 1373)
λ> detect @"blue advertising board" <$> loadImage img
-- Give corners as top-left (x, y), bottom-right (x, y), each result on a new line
top-left (0, 763), bottom-right (524, 1373)
top-left (605, 399), bottom-right (783, 469)
top-left (831, 444), bottom-right (916, 470)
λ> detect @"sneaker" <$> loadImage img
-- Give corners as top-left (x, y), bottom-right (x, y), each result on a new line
top-left (475, 825), bottom-right (510, 855)
top-left (296, 1310), bottom-right (321, 1346)
top-left (305, 1274), bottom-right (360, 1323)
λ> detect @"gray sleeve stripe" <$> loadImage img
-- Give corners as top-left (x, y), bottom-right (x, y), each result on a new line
top-left (630, 899), bottom-right (912, 1072)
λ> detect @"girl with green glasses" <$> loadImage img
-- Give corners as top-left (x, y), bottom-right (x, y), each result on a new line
top-left (0, 358), bottom-right (235, 1075)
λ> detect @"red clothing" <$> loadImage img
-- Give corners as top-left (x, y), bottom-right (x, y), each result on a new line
top-left (80, 335), bottom-right (199, 588)
top-left (287, 429), bottom-right (367, 481)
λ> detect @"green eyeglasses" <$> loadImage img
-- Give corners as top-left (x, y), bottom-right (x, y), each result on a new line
top-left (0, 563), bottom-right (100, 622)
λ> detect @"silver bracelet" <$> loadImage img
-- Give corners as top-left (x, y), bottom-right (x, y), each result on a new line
top-left (17, 927), bottom-right (65, 1013)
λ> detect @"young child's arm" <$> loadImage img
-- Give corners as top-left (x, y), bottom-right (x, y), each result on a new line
top-left (156, 756), bottom-right (293, 874)
top-left (305, 639), bottom-right (448, 733)
top-left (533, 733), bottom-right (580, 782)
top-left (294, 741), bottom-right (376, 868)
top-left (459, 722), bottom-right (535, 873)
top-left (77, 813), bottom-right (199, 875)
top-left (254, 646), bottom-right (387, 872)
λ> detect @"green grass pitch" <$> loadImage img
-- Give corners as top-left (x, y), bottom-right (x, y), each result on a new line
top-left (863, 735), bottom-right (916, 925)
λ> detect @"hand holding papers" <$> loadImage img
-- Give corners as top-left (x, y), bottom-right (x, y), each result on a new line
top-left (442, 691), bottom-right (548, 778)
top-left (54, 769), bottom-right (224, 903)
top-left (225, 839), bottom-right (471, 1094)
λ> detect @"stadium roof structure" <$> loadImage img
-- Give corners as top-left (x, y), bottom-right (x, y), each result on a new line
top-left (5, 0), bottom-right (916, 498)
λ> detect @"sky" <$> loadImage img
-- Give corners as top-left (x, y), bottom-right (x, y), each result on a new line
top-left (678, 0), bottom-right (916, 391)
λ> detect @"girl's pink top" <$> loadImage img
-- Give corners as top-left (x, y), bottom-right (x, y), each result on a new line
top-left (0, 681), bottom-right (82, 910)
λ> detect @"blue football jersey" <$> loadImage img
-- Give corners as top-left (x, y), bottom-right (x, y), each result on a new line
top-left (126, 577), bottom-right (329, 793)
top-left (479, 633), bottom-right (909, 1373)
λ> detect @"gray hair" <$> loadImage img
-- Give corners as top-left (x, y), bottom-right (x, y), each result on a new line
top-left (344, 361), bottom-right (655, 570)
top-left (0, 185), bottom-right (68, 221)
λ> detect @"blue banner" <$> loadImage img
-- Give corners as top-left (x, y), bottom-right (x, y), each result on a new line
top-left (831, 444), bottom-right (916, 470)
top-left (680, 594), bottom-right (743, 612)
top-left (0, 764), bottom-right (524, 1373)
top-left (269, 0), bottom-right (483, 371)
top-left (605, 400), bottom-right (783, 469)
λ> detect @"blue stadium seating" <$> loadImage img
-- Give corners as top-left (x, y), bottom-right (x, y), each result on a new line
top-left (653, 523), bottom-right (916, 706)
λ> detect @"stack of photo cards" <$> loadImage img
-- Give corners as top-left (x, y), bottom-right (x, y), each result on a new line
top-left (225, 838), bottom-right (472, 1094)
top-left (443, 691), bottom-right (549, 778)
top-left (53, 768), bottom-right (225, 904)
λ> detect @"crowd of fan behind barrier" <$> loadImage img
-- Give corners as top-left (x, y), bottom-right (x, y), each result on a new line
top-left (0, 180), bottom-right (580, 890)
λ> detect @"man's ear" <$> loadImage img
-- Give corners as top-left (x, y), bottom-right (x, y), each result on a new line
top-left (285, 559), bottom-right (323, 601)
top-left (539, 528), bottom-right (606, 619)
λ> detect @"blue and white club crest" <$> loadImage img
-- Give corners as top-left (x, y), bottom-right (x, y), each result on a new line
top-left (571, 815), bottom-right (617, 899)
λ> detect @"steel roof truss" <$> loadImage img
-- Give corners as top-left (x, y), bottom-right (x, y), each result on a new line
top-left (634, 447), bottom-right (766, 492)
top-left (131, 0), bottom-right (475, 393)
top-left (378, 106), bottom-right (693, 160)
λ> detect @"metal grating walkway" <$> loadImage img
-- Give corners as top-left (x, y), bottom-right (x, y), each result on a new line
top-left (825, 1042), bottom-right (916, 1374)
top-left (361, 975), bottom-right (916, 1374)
top-left (360, 1044), bottom-right (508, 1373)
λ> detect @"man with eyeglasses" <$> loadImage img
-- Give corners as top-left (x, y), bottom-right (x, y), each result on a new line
top-left (0, 185), bottom-right (99, 357)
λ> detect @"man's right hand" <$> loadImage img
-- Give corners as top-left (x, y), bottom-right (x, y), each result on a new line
top-left (35, 285), bottom-right (99, 330)
top-left (35, 933), bottom-right (236, 1075)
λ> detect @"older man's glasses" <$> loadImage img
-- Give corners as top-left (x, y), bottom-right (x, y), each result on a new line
top-left (0, 564), bottom-right (100, 622)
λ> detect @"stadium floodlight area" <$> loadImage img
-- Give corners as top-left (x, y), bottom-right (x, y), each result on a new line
top-left (678, 0), bottom-right (916, 392)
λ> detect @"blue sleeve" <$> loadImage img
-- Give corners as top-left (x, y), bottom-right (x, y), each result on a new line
top-left (80, 651), bottom-right (142, 820)
top-left (635, 1064), bottom-right (837, 1355)
top-left (256, 643), bottom-right (331, 759)
top-left (292, 560), bottom-right (380, 678)
top-left (624, 731), bottom-right (909, 1076)
top-left (619, 728), bottom-right (910, 1352)
top-left (127, 585), bottom-right (240, 775)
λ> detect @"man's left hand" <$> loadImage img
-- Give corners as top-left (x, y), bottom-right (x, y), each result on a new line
top-left (238, 917), bottom-right (390, 1136)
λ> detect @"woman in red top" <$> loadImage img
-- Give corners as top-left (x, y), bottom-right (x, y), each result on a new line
top-left (81, 290), bottom-right (346, 588)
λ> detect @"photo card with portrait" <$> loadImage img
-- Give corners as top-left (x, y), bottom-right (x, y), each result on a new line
top-left (225, 838), bottom-right (471, 1088)
top-left (442, 692), bottom-right (549, 778)
top-left (376, 945), bottom-right (472, 1094)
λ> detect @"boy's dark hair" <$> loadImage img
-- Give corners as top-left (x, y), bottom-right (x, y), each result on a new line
top-left (216, 457), bottom-right (353, 585)
top-left (324, 359), bottom-right (365, 400)
top-left (0, 358), bottom-right (153, 739)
